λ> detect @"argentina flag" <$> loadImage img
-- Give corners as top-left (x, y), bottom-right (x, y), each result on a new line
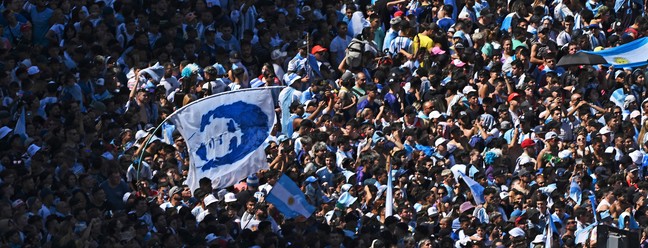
top-left (265, 174), bottom-right (316, 219)
top-left (456, 171), bottom-right (485, 205)
top-left (584, 37), bottom-right (648, 68)
top-left (168, 87), bottom-right (281, 190)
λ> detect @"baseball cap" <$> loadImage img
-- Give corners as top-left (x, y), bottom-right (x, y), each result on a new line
top-left (599, 127), bottom-right (611, 135)
top-left (311, 45), bottom-right (328, 54)
top-left (544, 131), bottom-right (559, 140)
top-left (435, 138), bottom-right (448, 147)
top-left (204, 194), bottom-right (218, 206)
top-left (431, 47), bottom-right (446, 55)
top-left (537, 25), bottom-right (549, 34)
top-left (508, 92), bottom-right (521, 102)
top-left (389, 17), bottom-right (402, 26)
top-left (27, 66), bottom-right (40, 75)
top-left (462, 85), bottom-right (477, 95)
top-left (452, 59), bottom-right (466, 67)
top-left (169, 186), bottom-right (182, 197)
top-left (298, 40), bottom-right (308, 48)
top-left (521, 139), bottom-right (535, 148)
top-left (459, 202), bottom-right (475, 213)
top-left (224, 192), bottom-right (237, 203)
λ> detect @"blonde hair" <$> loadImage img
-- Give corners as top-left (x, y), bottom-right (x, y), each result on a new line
top-left (182, 94), bottom-right (197, 107)
top-left (638, 119), bottom-right (648, 145)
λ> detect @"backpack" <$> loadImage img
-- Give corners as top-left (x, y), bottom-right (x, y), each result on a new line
top-left (345, 38), bottom-right (366, 69)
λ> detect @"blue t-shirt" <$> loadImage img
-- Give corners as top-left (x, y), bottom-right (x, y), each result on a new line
top-left (30, 7), bottom-right (53, 46)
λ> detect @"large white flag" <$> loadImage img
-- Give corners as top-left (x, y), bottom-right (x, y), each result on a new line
top-left (168, 88), bottom-right (278, 190)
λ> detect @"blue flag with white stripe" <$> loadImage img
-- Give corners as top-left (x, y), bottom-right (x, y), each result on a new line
top-left (168, 87), bottom-right (279, 191)
top-left (589, 194), bottom-right (598, 223)
top-left (458, 171), bottom-right (485, 205)
top-left (546, 215), bottom-right (563, 247)
top-left (575, 223), bottom-right (596, 245)
top-left (266, 174), bottom-right (316, 219)
top-left (609, 88), bottom-right (626, 110)
top-left (13, 106), bottom-right (27, 140)
top-left (569, 178), bottom-right (582, 205)
top-left (584, 37), bottom-right (648, 68)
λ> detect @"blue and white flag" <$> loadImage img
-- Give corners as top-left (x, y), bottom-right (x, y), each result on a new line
top-left (14, 106), bottom-right (27, 140)
top-left (575, 223), bottom-right (596, 245)
top-left (609, 88), bottom-right (626, 110)
top-left (569, 178), bottom-right (582, 205)
top-left (386, 162), bottom-right (393, 217)
top-left (265, 174), bottom-right (316, 219)
top-left (168, 87), bottom-right (278, 190)
top-left (546, 216), bottom-right (554, 248)
top-left (457, 171), bottom-right (485, 205)
top-left (589, 194), bottom-right (598, 223)
top-left (548, 215), bottom-right (563, 247)
top-left (584, 37), bottom-right (648, 68)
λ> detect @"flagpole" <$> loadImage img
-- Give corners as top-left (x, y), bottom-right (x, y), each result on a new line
top-left (385, 154), bottom-right (393, 217)
top-left (135, 86), bottom-right (285, 182)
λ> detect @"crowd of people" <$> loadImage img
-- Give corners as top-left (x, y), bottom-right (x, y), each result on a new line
top-left (2, 0), bottom-right (648, 247)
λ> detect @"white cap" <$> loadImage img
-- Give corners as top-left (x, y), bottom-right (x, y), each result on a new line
top-left (26, 144), bottom-right (41, 157)
top-left (631, 110), bottom-right (641, 119)
top-left (204, 194), bottom-right (219, 206)
top-left (558, 149), bottom-right (572, 159)
top-left (462, 85), bottom-right (477, 95)
top-left (532, 235), bottom-right (546, 244)
top-left (599, 127), bottom-right (611, 135)
top-left (630, 150), bottom-right (643, 164)
top-left (135, 130), bottom-right (148, 141)
top-left (224, 192), bottom-right (237, 203)
top-left (435, 138), bottom-right (447, 147)
top-left (544, 131), bottom-right (559, 140)
top-left (429, 111), bottom-right (442, 119)
top-left (509, 227), bottom-right (526, 237)
top-left (286, 73), bottom-right (302, 86)
top-left (27, 66), bottom-right (40, 75)
top-left (427, 206), bottom-right (439, 216)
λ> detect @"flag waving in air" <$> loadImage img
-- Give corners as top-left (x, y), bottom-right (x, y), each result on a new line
top-left (457, 171), bottom-right (485, 205)
top-left (168, 87), bottom-right (279, 190)
top-left (265, 174), bottom-right (316, 219)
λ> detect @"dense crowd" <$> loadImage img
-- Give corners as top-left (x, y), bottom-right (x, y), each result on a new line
top-left (2, 0), bottom-right (648, 247)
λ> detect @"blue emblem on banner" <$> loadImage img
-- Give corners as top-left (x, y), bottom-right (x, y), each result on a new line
top-left (195, 101), bottom-right (269, 171)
